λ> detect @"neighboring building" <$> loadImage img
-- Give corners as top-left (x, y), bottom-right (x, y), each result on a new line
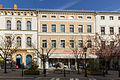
top-left (96, 12), bottom-right (120, 69)
top-left (0, 8), bottom-right (37, 68)
top-left (37, 10), bottom-right (96, 68)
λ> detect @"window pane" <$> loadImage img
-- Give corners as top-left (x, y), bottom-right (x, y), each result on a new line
top-left (78, 25), bottom-right (83, 33)
top-left (17, 21), bottom-right (21, 30)
top-left (69, 40), bottom-right (74, 48)
top-left (60, 40), bottom-right (65, 48)
top-left (51, 24), bottom-right (56, 32)
top-left (51, 40), bottom-right (56, 48)
top-left (87, 25), bottom-right (92, 33)
top-left (42, 40), bottom-right (47, 48)
top-left (7, 20), bottom-right (11, 30)
top-left (27, 37), bottom-right (31, 47)
top-left (87, 40), bottom-right (92, 48)
top-left (69, 25), bottom-right (74, 32)
top-left (78, 40), bottom-right (83, 48)
top-left (42, 24), bottom-right (47, 32)
top-left (60, 24), bottom-right (65, 32)
top-left (27, 21), bottom-right (31, 30)
top-left (17, 37), bottom-right (21, 47)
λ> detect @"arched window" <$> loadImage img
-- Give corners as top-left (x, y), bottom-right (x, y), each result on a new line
top-left (27, 37), bottom-right (31, 47)
top-left (17, 21), bottom-right (21, 30)
top-left (6, 36), bottom-right (11, 47)
top-left (17, 37), bottom-right (21, 47)
top-left (7, 20), bottom-right (11, 30)
top-left (27, 21), bottom-right (31, 30)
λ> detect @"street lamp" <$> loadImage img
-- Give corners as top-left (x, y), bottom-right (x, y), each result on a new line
top-left (83, 47), bottom-right (87, 77)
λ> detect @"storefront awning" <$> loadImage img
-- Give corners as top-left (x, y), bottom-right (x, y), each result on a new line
top-left (49, 53), bottom-right (98, 59)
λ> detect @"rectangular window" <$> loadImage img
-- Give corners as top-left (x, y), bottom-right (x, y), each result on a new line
top-left (78, 25), bottom-right (83, 33)
top-left (51, 24), bottom-right (56, 32)
top-left (101, 41), bottom-right (105, 49)
top-left (60, 16), bottom-right (65, 19)
top-left (101, 27), bottom-right (105, 35)
top-left (42, 24), bottom-right (47, 32)
top-left (110, 27), bottom-right (114, 35)
top-left (42, 40), bottom-right (47, 48)
top-left (69, 40), bottom-right (74, 48)
top-left (78, 16), bottom-right (83, 19)
top-left (51, 16), bottom-right (56, 18)
top-left (87, 25), bottom-right (92, 33)
top-left (101, 16), bottom-right (105, 20)
top-left (60, 24), bottom-right (65, 32)
top-left (42, 15), bottom-right (47, 18)
top-left (51, 40), bottom-right (56, 48)
top-left (110, 16), bottom-right (114, 20)
top-left (87, 40), bottom-right (92, 48)
top-left (118, 17), bottom-right (120, 20)
top-left (69, 25), bottom-right (74, 32)
top-left (60, 40), bottom-right (65, 48)
top-left (78, 40), bottom-right (83, 48)
top-left (87, 16), bottom-right (91, 19)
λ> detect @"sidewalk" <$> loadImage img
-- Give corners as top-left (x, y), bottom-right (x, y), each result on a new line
top-left (0, 69), bottom-right (119, 80)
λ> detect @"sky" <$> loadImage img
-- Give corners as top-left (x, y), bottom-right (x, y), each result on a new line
top-left (0, 0), bottom-right (120, 11)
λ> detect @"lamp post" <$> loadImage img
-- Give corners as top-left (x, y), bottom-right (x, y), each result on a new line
top-left (83, 47), bottom-right (87, 77)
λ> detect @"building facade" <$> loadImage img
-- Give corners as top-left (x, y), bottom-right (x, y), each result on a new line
top-left (0, 9), bottom-right (37, 68)
top-left (37, 10), bottom-right (96, 68)
top-left (0, 8), bottom-right (119, 69)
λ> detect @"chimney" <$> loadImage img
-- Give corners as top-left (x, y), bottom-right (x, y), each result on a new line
top-left (0, 5), bottom-right (3, 9)
top-left (82, 8), bottom-right (83, 11)
top-left (14, 4), bottom-right (17, 9)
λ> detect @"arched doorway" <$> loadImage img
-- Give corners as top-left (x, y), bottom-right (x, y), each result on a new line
top-left (16, 54), bottom-right (22, 68)
top-left (26, 55), bottom-right (32, 68)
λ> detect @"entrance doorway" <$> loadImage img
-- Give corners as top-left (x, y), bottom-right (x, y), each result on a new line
top-left (26, 55), bottom-right (32, 68)
top-left (16, 54), bottom-right (22, 68)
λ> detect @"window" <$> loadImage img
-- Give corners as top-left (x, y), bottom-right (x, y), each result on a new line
top-left (27, 37), bottom-right (31, 47)
top-left (17, 37), bottom-right (21, 47)
top-left (51, 24), bottom-right (56, 32)
top-left (69, 25), bottom-right (74, 32)
top-left (78, 25), bottom-right (83, 33)
top-left (101, 41), bottom-right (105, 49)
top-left (42, 40), bottom-right (47, 48)
top-left (110, 27), bottom-right (114, 35)
top-left (60, 24), bottom-right (65, 32)
top-left (78, 16), bottom-right (83, 19)
top-left (87, 40), bottom-right (92, 48)
top-left (101, 27), bottom-right (105, 35)
top-left (78, 40), bottom-right (83, 48)
top-left (101, 16), bottom-right (105, 20)
top-left (87, 25), bottom-right (92, 33)
top-left (69, 16), bottom-right (74, 19)
top-left (118, 17), bottom-right (120, 20)
top-left (110, 16), bottom-right (114, 20)
top-left (60, 16), bottom-right (65, 19)
top-left (17, 21), bottom-right (21, 30)
top-left (42, 15), bottom-right (47, 18)
top-left (69, 40), bottom-right (74, 48)
top-left (42, 24), bottom-right (47, 32)
top-left (51, 40), bottom-right (56, 48)
top-left (51, 16), bottom-right (56, 18)
top-left (87, 16), bottom-right (91, 19)
top-left (60, 40), bottom-right (65, 48)
top-left (6, 36), bottom-right (11, 47)
top-left (119, 27), bottom-right (120, 34)
top-left (27, 21), bottom-right (31, 30)
top-left (7, 20), bottom-right (11, 30)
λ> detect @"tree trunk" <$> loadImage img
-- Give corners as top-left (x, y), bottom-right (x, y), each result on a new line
top-left (43, 59), bottom-right (46, 77)
top-left (77, 59), bottom-right (80, 74)
top-left (4, 58), bottom-right (7, 73)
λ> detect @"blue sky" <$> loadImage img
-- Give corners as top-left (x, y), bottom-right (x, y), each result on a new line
top-left (0, 0), bottom-right (120, 11)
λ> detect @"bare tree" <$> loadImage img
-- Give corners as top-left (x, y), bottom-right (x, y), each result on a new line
top-left (0, 35), bottom-right (18, 73)
top-left (68, 35), bottom-right (93, 74)
top-left (94, 33), bottom-right (120, 74)
top-left (32, 39), bottom-right (56, 76)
